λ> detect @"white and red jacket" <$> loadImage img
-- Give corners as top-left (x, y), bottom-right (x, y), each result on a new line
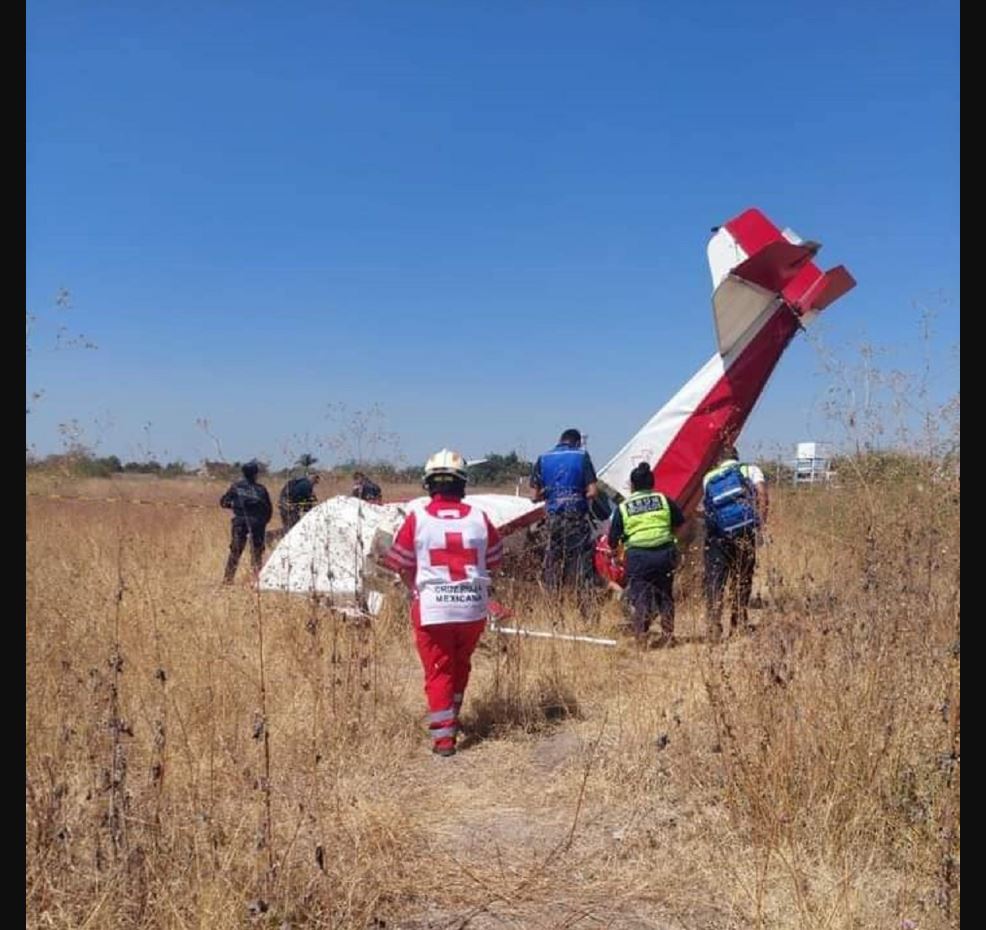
top-left (382, 496), bottom-right (503, 625)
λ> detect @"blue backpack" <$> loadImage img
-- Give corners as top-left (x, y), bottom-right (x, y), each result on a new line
top-left (704, 464), bottom-right (759, 537)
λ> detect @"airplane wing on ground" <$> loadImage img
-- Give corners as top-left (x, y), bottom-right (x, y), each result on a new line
top-left (598, 208), bottom-right (855, 516)
top-left (258, 493), bottom-right (542, 610)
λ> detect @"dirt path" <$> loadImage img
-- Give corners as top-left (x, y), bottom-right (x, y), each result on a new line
top-left (384, 638), bottom-right (719, 930)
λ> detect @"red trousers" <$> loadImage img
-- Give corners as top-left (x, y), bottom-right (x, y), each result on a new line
top-left (411, 601), bottom-right (485, 749)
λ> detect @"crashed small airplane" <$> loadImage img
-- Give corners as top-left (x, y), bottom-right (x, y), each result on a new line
top-left (259, 207), bottom-right (855, 613)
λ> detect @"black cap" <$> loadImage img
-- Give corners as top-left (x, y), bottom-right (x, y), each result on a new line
top-left (630, 462), bottom-right (654, 491)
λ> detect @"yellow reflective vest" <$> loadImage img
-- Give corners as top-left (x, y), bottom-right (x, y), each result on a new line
top-left (618, 491), bottom-right (675, 549)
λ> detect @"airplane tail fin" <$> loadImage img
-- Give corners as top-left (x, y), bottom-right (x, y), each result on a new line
top-left (599, 208), bottom-right (855, 513)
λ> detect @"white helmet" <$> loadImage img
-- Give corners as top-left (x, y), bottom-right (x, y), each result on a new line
top-left (423, 448), bottom-right (468, 482)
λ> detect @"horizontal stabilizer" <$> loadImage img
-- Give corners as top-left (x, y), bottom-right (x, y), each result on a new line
top-left (730, 240), bottom-right (820, 294)
top-left (799, 265), bottom-right (856, 313)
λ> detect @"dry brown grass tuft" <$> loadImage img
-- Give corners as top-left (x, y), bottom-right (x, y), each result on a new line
top-left (26, 464), bottom-right (958, 928)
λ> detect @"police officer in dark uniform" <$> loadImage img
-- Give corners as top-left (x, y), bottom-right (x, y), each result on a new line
top-left (608, 462), bottom-right (685, 646)
top-left (351, 471), bottom-right (382, 502)
top-left (530, 428), bottom-right (599, 600)
top-left (220, 460), bottom-right (273, 584)
top-left (279, 472), bottom-right (320, 531)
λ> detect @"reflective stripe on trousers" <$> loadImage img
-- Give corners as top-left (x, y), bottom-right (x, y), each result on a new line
top-left (427, 707), bottom-right (459, 743)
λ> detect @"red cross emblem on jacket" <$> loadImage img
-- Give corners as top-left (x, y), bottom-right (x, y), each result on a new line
top-left (428, 532), bottom-right (479, 581)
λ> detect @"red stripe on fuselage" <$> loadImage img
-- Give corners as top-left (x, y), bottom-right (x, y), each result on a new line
top-left (652, 307), bottom-right (800, 517)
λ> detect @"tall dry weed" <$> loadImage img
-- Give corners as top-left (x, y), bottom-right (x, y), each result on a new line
top-left (27, 449), bottom-right (958, 928)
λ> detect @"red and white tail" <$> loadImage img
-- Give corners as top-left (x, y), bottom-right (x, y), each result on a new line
top-left (598, 208), bottom-right (855, 516)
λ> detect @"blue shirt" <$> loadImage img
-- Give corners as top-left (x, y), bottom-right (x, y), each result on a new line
top-left (530, 443), bottom-right (597, 514)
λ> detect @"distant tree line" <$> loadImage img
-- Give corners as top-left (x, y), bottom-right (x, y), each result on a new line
top-left (465, 451), bottom-right (532, 485)
top-left (26, 452), bottom-right (199, 478)
top-left (325, 452), bottom-right (534, 486)
top-left (31, 447), bottom-right (951, 488)
top-left (26, 448), bottom-right (538, 486)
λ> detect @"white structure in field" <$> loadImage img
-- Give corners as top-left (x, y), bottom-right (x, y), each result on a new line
top-left (793, 442), bottom-right (835, 485)
top-left (258, 494), bottom-right (541, 614)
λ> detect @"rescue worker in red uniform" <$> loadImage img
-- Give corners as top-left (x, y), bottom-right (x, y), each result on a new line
top-left (380, 449), bottom-right (503, 757)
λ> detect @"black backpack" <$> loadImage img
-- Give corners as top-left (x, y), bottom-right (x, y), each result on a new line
top-left (284, 477), bottom-right (310, 502)
top-left (237, 481), bottom-right (267, 515)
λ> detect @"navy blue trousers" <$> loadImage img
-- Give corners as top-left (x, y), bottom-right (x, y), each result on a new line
top-left (625, 544), bottom-right (678, 638)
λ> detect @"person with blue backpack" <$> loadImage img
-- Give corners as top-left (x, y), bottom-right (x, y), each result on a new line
top-left (530, 428), bottom-right (599, 602)
top-left (702, 446), bottom-right (768, 640)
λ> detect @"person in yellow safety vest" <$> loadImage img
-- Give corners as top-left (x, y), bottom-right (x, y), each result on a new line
top-left (701, 445), bottom-right (768, 640)
top-left (607, 462), bottom-right (686, 647)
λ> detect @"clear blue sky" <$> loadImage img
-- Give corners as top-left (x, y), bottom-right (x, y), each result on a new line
top-left (26, 0), bottom-right (959, 469)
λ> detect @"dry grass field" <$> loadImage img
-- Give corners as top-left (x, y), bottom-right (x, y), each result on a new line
top-left (26, 465), bottom-right (959, 929)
